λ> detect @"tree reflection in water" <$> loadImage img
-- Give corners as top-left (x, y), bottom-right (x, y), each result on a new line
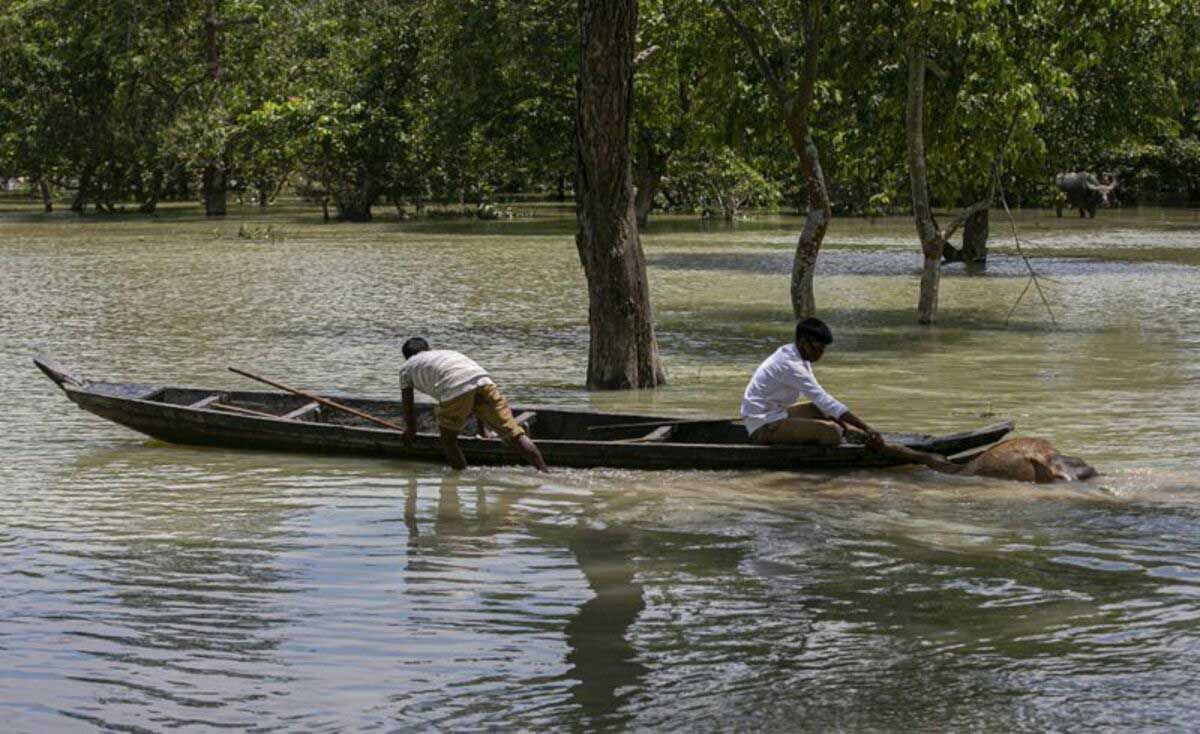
top-left (564, 525), bottom-right (647, 723)
top-left (400, 474), bottom-right (648, 724)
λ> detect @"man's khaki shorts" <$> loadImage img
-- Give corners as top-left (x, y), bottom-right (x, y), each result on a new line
top-left (749, 402), bottom-right (843, 446)
top-left (435, 383), bottom-right (525, 442)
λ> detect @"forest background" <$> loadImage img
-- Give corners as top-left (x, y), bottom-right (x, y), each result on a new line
top-left (2, 0), bottom-right (1197, 222)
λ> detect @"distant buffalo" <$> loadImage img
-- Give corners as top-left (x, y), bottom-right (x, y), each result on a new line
top-left (1055, 171), bottom-right (1118, 218)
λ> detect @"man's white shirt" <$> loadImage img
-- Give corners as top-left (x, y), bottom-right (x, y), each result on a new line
top-left (740, 343), bottom-right (848, 435)
top-left (398, 350), bottom-right (494, 403)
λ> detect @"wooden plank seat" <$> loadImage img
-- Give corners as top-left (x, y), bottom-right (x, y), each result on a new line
top-left (282, 401), bottom-right (321, 421)
top-left (191, 392), bottom-right (320, 422)
top-left (206, 402), bottom-right (286, 419)
top-left (188, 393), bottom-right (225, 409)
top-left (619, 424), bottom-right (675, 443)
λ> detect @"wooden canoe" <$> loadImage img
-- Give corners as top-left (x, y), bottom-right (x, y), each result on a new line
top-left (35, 357), bottom-right (1014, 471)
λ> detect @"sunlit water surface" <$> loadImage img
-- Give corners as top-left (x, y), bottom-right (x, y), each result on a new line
top-left (3, 203), bottom-right (1200, 731)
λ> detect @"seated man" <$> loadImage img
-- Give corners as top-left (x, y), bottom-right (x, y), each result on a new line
top-left (399, 337), bottom-right (548, 472)
top-left (740, 318), bottom-right (882, 447)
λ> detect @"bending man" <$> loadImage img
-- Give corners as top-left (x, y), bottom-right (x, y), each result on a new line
top-left (399, 337), bottom-right (548, 472)
top-left (741, 318), bottom-right (882, 447)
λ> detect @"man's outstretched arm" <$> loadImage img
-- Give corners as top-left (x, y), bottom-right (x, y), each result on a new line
top-left (869, 440), bottom-right (964, 474)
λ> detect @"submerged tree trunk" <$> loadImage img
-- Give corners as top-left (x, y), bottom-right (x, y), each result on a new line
top-left (37, 178), bottom-right (53, 212)
top-left (139, 168), bottom-right (162, 214)
top-left (720, 1), bottom-right (828, 319)
top-left (71, 163), bottom-right (95, 213)
top-left (634, 170), bottom-right (659, 229)
top-left (203, 163), bottom-right (227, 216)
top-left (905, 40), bottom-right (944, 325)
top-left (633, 143), bottom-right (663, 230)
top-left (575, 0), bottom-right (664, 390)
top-left (334, 186), bottom-right (375, 221)
top-left (784, 121), bottom-right (831, 318)
top-left (634, 128), bottom-right (672, 229)
top-left (962, 207), bottom-right (988, 273)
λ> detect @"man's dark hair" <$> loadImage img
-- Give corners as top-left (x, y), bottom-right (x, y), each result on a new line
top-left (402, 337), bottom-right (430, 359)
top-left (795, 317), bottom-right (833, 345)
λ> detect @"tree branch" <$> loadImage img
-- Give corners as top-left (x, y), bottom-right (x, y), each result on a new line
top-left (939, 197), bottom-right (990, 241)
top-left (795, 1), bottom-right (822, 120)
top-left (998, 172), bottom-right (1057, 326)
top-left (634, 45), bottom-right (660, 68)
top-left (925, 56), bottom-right (950, 80)
top-left (748, 0), bottom-right (790, 55)
top-left (716, 1), bottom-right (787, 104)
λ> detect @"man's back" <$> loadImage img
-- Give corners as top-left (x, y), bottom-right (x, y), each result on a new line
top-left (398, 349), bottom-right (492, 403)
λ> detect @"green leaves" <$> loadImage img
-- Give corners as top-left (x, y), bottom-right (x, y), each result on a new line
top-left (0, 0), bottom-right (1195, 214)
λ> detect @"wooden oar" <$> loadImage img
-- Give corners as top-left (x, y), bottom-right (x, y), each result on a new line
top-left (228, 366), bottom-right (406, 432)
top-left (586, 417), bottom-right (742, 432)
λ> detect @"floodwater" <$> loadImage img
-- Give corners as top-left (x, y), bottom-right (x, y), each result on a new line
top-left (2, 201), bottom-right (1200, 731)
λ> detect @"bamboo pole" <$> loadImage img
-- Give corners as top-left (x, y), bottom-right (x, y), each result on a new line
top-left (228, 366), bottom-right (406, 432)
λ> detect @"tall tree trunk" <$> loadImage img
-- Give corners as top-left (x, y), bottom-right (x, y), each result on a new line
top-left (962, 207), bottom-right (988, 273)
top-left (334, 185), bottom-right (375, 221)
top-left (784, 122), bottom-right (830, 318)
top-left (575, 0), bottom-right (664, 390)
top-left (720, 1), bottom-right (828, 319)
top-left (139, 168), bottom-right (162, 214)
top-left (37, 178), bottom-right (53, 213)
top-left (905, 39), bottom-right (944, 325)
top-left (203, 164), bottom-right (227, 216)
top-left (202, 4), bottom-right (228, 217)
top-left (71, 163), bottom-right (95, 213)
top-left (633, 138), bottom-right (663, 230)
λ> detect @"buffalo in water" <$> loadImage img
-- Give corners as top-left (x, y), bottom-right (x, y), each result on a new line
top-left (874, 437), bottom-right (1097, 484)
top-left (1055, 171), bottom-right (1118, 218)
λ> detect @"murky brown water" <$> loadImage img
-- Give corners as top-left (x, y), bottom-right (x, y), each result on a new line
top-left (3, 201), bottom-right (1200, 731)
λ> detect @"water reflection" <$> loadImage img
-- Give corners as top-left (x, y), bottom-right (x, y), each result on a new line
top-left (5, 206), bottom-right (1200, 729)
top-left (28, 449), bottom-right (305, 729)
top-left (563, 525), bottom-right (647, 726)
top-left (402, 473), bottom-right (648, 726)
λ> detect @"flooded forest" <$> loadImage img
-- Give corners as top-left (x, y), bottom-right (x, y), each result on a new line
top-left (3, 0), bottom-right (1200, 731)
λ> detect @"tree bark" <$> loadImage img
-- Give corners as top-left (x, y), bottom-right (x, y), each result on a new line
top-left (334, 186), bottom-right (375, 221)
top-left (634, 137), bottom-right (664, 229)
top-left (634, 171), bottom-right (658, 229)
top-left (139, 168), bottom-right (162, 214)
top-left (962, 207), bottom-right (988, 273)
top-left (905, 39), bottom-right (944, 325)
top-left (575, 0), bottom-right (664, 390)
top-left (203, 163), bottom-right (227, 216)
top-left (719, 1), bottom-right (828, 319)
top-left (784, 121), bottom-right (830, 318)
top-left (202, 3), bottom-right (229, 217)
top-left (37, 178), bottom-right (53, 213)
top-left (71, 164), bottom-right (95, 213)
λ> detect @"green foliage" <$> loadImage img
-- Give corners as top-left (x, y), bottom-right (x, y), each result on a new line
top-left (0, 0), bottom-right (1196, 216)
top-left (237, 222), bottom-right (286, 240)
top-left (666, 145), bottom-right (782, 219)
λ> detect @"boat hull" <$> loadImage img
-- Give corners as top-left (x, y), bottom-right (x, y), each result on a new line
top-left (39, 358), bottom-right (1015, 472)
